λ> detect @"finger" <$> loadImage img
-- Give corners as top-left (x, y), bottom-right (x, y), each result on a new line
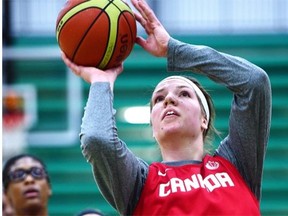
top-left (131, 0), bottom-right (142, 14)
top-left (61, 52), bottom-right (81, 74)
top-left (61, 51), bottom-right (66, 59)
top-left (131, 0), bottom-right (138, 7)
top-left (61, 52), bottom-right (70, 65)
top-left (131, 0), bottom-right (149, 21)
top-left (62, 55), bottom-right (81, 76)
top-left (135, 36), bottom-right (148, 49)
top-left (106, 63), bottom-right (124, 76)
top-left (133, 12), bottom-right (152, 34)
top-left (138, 0), bottom-right (158, 24)
top-left (61, 52), bottom-right (75, 69)
top-left (133, 11), bottom-right (144, 24)
top-left (115, 63), bottom-right (124, 76)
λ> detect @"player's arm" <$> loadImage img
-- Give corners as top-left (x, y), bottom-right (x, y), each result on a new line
top-left (167, 38), bottom-right (272, 200)
top-left (62, 53), bottom-right (149, 214)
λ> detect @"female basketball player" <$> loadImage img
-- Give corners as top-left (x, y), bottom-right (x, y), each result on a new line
top-left (61, 0), bottom-right (271, 215)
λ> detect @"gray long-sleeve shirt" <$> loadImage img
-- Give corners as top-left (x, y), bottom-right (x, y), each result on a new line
top-left (80, 38), bottom-right (272, 215)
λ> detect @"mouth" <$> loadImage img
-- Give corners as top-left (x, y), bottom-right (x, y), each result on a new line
top-left (162, 109), bottom-right (179, 120)
top-left (23, 188), bottom-right (40, 199)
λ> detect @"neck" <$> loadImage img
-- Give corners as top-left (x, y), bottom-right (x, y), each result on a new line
top-left (158, 136), bottom-right (204, 162)
top-left (16, 206), bottom-right (48, 216)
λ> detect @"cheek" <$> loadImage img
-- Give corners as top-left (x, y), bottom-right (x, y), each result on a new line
top-left (184, 103), bottom-right (203, 122)
top-left (187, 101), bottom-right (202, 115)
top-left (7, 185), bottom-right (22, 205)
top-left (150, 112), bottom-right (157, 128)
top-left (40, 181), bottom-right (51, 196)
top-left (150, 107), bottom-right (161, 130)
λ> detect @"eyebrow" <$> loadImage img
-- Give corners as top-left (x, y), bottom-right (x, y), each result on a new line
top-left (153, 85), bottom-right (194, 95)
top-left (10, 165), bottom-right (43, 172)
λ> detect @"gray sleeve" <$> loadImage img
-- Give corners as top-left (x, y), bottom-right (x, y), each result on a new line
top-left (167, 38), bottom-right (272, 200)
top-left (80, 82), bottom-right (148, 215)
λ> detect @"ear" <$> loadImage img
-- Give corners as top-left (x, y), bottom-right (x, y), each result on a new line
top-left (48, 188), bottom-right (52, 197)
top-left (152, 130), bottom-right (156, 139)
top-left (201, 117), bottom-right (208, 130)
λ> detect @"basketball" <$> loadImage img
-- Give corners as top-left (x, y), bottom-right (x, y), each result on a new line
top-left (56, 0), bottom-right (137, 69)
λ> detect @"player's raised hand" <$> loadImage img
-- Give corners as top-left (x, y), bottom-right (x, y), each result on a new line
top-left (131, 0), bottom-right (170, 57)
top-left (61, 52), bottom-right (123, 91)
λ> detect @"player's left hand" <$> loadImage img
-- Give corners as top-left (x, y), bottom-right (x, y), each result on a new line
top-left (61, 52), bottom-right (123, 90)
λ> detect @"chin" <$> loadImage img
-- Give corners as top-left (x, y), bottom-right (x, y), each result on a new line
top-left (162, 125), bottom-right (183, 135)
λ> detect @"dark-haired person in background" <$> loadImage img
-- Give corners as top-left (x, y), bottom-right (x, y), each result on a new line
top-left (3, 154), bottom-right (52, 216)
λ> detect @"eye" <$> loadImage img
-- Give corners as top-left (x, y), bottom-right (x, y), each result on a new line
top-left (30, 167), bottom-right (46, 179)
top-left (153, 95), bottom-right (164, 104)
top-left (10, 169), bottom-right (25, 180)
top-left (180, 91), bottom-right (191, 97)
top-left (31, 167), bottom-right (45, 177)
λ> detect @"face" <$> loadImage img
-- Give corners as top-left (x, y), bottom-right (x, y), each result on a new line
top-left (151, 78), bottom-right (207, 143)
top-left (5, 157), bottom-right (52, 213)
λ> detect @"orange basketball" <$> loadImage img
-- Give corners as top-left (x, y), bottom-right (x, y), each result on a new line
top-left (56, 0), bottom-right (137, 69)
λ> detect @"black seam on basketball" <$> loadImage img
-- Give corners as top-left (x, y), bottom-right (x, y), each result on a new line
top-left (103, 16), bottom-right (113, 68)
top-left (108, 12), bottom-right (134, 68)
top-left (72, 1), bottom-right (114, 62)
top-left (56, 1), bottom-right (85, 40)
top-left (121, 11), bottom-right (134, 44)
top-left (105, 2), bottom-right (134, 68)
top-left (96, 16), bottom-right (111, 68)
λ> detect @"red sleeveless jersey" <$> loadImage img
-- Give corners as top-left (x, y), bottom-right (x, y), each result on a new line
top-left (133, 155), bottom-right (260, 215)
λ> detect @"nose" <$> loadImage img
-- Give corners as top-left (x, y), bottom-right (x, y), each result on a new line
top-left (23, 174), bottom-right (35, 184)
top-left (164, 93), bottom-right (177, 107)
